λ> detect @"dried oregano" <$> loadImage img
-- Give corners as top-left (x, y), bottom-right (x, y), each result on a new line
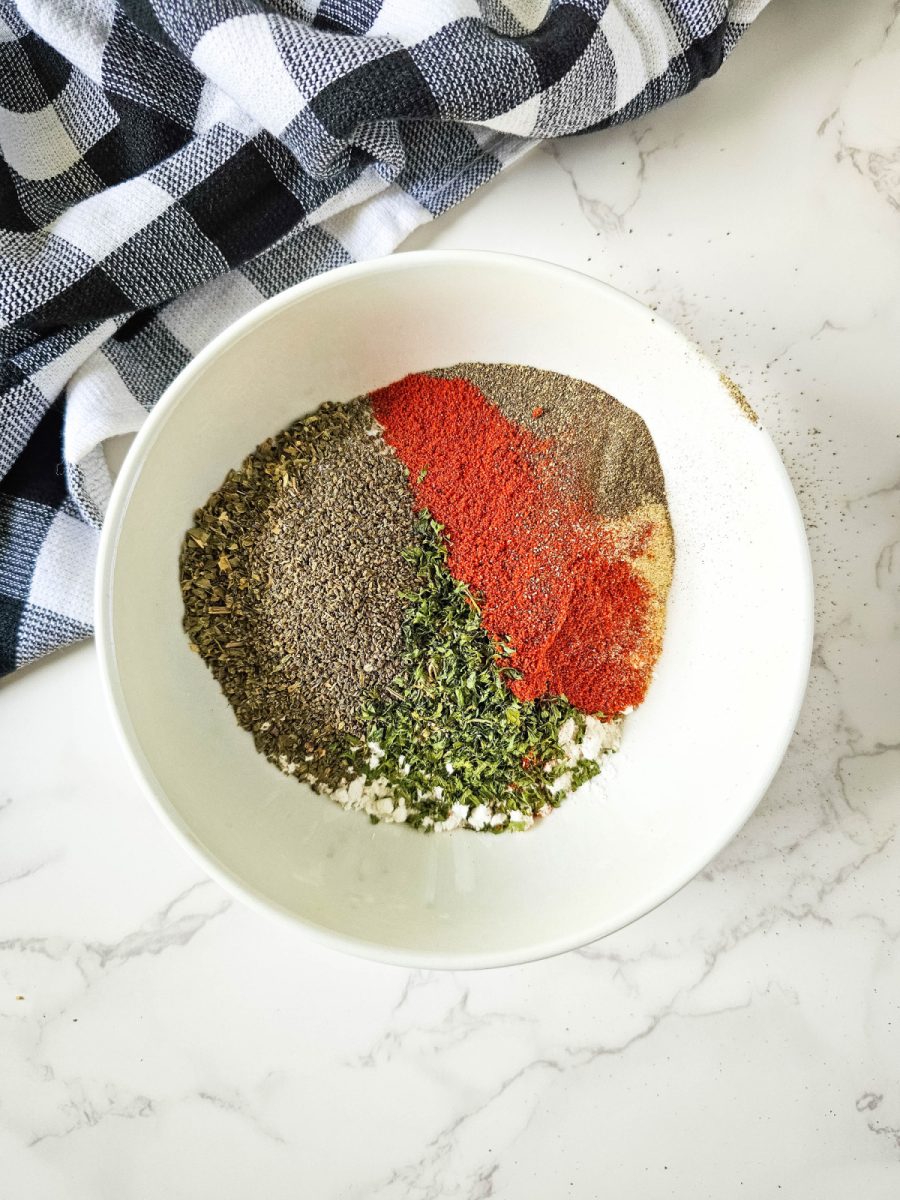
top-left (180, 398), bottom-right (416, 763)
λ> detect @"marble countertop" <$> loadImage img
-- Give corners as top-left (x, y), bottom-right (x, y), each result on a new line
top-left (2, 1), bottom-right (899, 1195)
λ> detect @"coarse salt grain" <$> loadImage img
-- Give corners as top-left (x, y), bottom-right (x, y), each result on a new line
top-left (439, 809), bottom-right (466, 831)
top-left (549, 772), bottom-right (572, 796)
top-left (558, 717), bottom-right (576, 746)
top-left (468, 804), bottom-right (490, 831)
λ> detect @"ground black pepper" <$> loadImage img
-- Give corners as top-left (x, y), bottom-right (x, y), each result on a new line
top-left (432, 362), bottom-right (667, 518)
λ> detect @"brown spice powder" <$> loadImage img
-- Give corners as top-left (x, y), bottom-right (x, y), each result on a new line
top-left (719, 371), bottom-right (759, 424)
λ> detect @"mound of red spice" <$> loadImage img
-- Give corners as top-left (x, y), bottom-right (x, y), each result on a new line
top-left (370, 373), bottom-right (654, 714)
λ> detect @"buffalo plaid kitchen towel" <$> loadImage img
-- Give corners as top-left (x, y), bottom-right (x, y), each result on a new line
top-left (0, 0), bottom-right (767, 676)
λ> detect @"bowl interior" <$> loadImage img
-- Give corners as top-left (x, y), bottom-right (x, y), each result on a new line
top-left (99, 254), bottom-right (812, 967)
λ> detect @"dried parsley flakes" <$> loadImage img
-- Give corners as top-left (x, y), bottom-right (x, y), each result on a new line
top-left (300, 512), bottom-right (620, 831)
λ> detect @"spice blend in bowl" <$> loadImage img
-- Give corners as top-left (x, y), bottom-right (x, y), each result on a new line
top-left (180, 364), bottom-right (674, 833)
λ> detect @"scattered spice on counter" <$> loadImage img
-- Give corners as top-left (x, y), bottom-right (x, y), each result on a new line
top-left (181, 363), bottom-right (674, 833)
top-left (719, 371), bottom-right (759, 424)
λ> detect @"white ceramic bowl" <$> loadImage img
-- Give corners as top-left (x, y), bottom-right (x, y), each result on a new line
top-left (96, 251), bottom-right (813, 969)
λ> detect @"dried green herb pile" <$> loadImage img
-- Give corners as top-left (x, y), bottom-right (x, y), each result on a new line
top-left (305, 512), bottom-right (621, 831)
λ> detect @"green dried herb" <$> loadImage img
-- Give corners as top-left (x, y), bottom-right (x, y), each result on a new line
top-left (313, 511), bottom-right (614, 831)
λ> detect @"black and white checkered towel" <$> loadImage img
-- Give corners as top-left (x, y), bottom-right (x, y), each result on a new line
top-left (0, 0), bottom-right (765, 677)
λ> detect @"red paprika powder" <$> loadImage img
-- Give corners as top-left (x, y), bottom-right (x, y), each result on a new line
top-left (370, 373), bottom-right (654, 714)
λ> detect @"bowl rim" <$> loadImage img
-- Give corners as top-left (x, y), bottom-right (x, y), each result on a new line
top-left (95, 248), bottom-right (815, 970)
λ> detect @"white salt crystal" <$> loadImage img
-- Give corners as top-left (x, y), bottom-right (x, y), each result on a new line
top-left (558, 717), bottom-right (576, 747)
top-left (468, 804), bottom-right (490, 831)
